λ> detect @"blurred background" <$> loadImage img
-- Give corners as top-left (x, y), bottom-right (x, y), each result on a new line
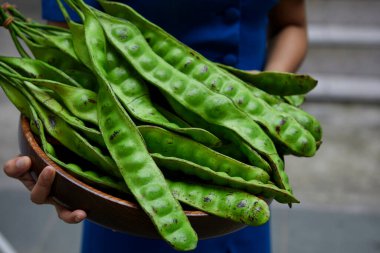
top-left (0, 0), bottom-right (379, 252)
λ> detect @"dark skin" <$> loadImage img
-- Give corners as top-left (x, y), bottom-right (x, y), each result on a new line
top-left (3, 0), bottom-right (307, 224)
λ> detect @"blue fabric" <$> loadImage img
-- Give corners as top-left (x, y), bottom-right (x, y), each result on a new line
top-left (81, 220), bottom-right (271, 253)
top-left (42, 0), bottom-right (278, 252)
top-left (42, 0), bottom-right (278, 70)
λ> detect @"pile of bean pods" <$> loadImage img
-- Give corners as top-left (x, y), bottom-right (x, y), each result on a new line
top-left (0, 0), bottom-right (322, 251)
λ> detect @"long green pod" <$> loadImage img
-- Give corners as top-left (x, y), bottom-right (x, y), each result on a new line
top-left (91, 9), bottom-right (292, 194)
top-left (0, 68), bottom-right (98, 125)
top-left (0, 56), bottom-right (82, 88)
top-left (164, 95), bottom-right (290, 193)
top-left (273, 102), bottom-right (323, 144)
top-left (281, 95), bottom-right (305, 107)
top-left (168, 179), bottom-right (270, 226)
top-left (28, 105), bottom-right (127, 194)
top-left (217, 63), bottom-right (318, 96)
top-left (101, 41), bottom-right (221, 147)
top-left (68, 1), bottom-right (198, 249)
top-left (10, 76), bottom-right (120, 178)
top-left (3, 18), bottom-right (75, 66)
top-left (152, 154), bottom-right (298, 204)
top-left (0, 75), bottom-right (31, 117)
top-left (139, 125), bottom-right (269, 183)
top-left (0, 64), bottom-right (104, 147)
top-left (98, 1), bottom-right (279, 102)
top-left (97, 2), bottom-right (316, 158)
top-left (56, 2), bottom-right (220, 147)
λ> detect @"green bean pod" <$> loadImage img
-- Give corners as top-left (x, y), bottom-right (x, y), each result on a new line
top-left (2, 5), bottom-right (94, 87)
top-left (0, 64), bottom-right (104, 147)
top-left (10, 76), bottom-right (120, 178)
top-left (101, 44), bottom-right (221, 147)
top-left (139, 125), bottom-right (269, 183)
top-left (152, 154), bottom-right (298, 204)
top-left (28, 104), bottom-right (128, 193)
top-left (0, 56), bottom-right (82, 88)
top-left (67, 1), bottom-right (198, 249)
top-left (273, 103), bottom-right (323, 144)
top-left (0, 69), bottom-right (99, 125)
top-left (210, 142), bottom-right (272, 174)
top-left (217, 63), bottom-right (318, 96)
top-left (2, 16), bottom-right (95, 89)
top-left (98, 1), bottom-right (317, 158)
top-left (89, 9), bottom-right (293, 194)
top-left (164, 95), bottom-right (291, 193)
top-left (0, 75), bottom-right (31, 117)
top-left (168, 179), bottom-right (270, 226)
top-left (281, 95), bottom-right (305, 107)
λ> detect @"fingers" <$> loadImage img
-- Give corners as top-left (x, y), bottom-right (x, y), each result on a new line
top-left (3, 156), bottom-right (36, 191)
top-left (4, 156), bottom-right (87, 224)
top-left (31, 166), bottom-right (87, 224)
top-left (30, 166), bottom-right (55, 204)
top-left (3, 156), bottom-right (31, 177)
top-left (55, 206), bottom-right (87, 224)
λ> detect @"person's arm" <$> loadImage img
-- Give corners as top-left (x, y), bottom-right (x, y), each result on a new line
top-left (264, 0), bottom-right (307, 73)
top-left (3, 156), bottom-right (86, 223)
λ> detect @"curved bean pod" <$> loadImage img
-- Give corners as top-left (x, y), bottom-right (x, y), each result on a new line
top-left (168, 179), bottom-right (270, 226)
top-left (164, 95), bottom-right (290, 193)
top-left (1, 16), bottom-right (95, 89)
top-left (102, 45), bottom-right (221, 147)
top-left (98, 1), bottom-right (317, 158)
top-left (152, 154), bottom-right (298, 204)
top-left (273, 103), bottom-right (323, 144)
top-left (69, 1), bottom-right (198, 249)
top-left (139, 125), bottom-right (269, 183)
top-left (12, 77), bottom-right (120, 178)
top-left (0, 64), bottom-right (104, 147)
top-left (91, 10), bottom-right (294, 194)
top-left (0, 67), bottom-right (98, 125)
top-left (0, 56), bottom-right (82, 88)
top-left (217, 63), bottom-right (318, 96)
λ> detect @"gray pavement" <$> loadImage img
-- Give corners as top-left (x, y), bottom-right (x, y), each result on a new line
top-left (1, 1), bottom-right (380, 253)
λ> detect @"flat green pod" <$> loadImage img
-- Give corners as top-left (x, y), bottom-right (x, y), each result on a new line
top-left (217, 63), bottom-right (318, 96)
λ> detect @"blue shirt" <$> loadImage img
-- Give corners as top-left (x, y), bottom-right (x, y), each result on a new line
top-left (42, 0), bottom-right (277, 70)
top-left (42, 0), bottom-right (278, 252)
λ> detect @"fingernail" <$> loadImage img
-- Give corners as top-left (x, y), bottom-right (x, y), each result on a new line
top-left (15, 157), bottom-right (28, 169)
top-left (75, 215), bottom-right (84, 223)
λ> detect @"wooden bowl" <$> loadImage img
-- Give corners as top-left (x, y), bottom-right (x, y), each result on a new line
top-left (18, 115), bottom-right (247, 239)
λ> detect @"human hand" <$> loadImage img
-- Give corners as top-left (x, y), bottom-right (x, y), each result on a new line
top-left (3, 156), bottom-right (87, 224)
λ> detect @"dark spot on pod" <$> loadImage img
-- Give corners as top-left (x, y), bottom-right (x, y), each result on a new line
top-left (88, 98), bottom-right (97, 104)
top-left (184, 59), bottom-right (193, 68)
top-left (210, 79), bottom-right (217, 89)
top-left (110, 130), bottom-right (121, 141)
top-left (48, 115), bottom-right (56, 128)
top-left (33, 120), bottom-right (40, 130)
top-left (237, 200), bottom-right (247, 208)
top-left (203, 196), bottom-right (212, 203)
top-left (275, 118), bottom-right (287, 134)
top-left (237, 98), bottom-right (244, 105)
top-left (130, 44), bottom-right (140, 52)
top-left (226, 86), bottom-right (234, 92)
